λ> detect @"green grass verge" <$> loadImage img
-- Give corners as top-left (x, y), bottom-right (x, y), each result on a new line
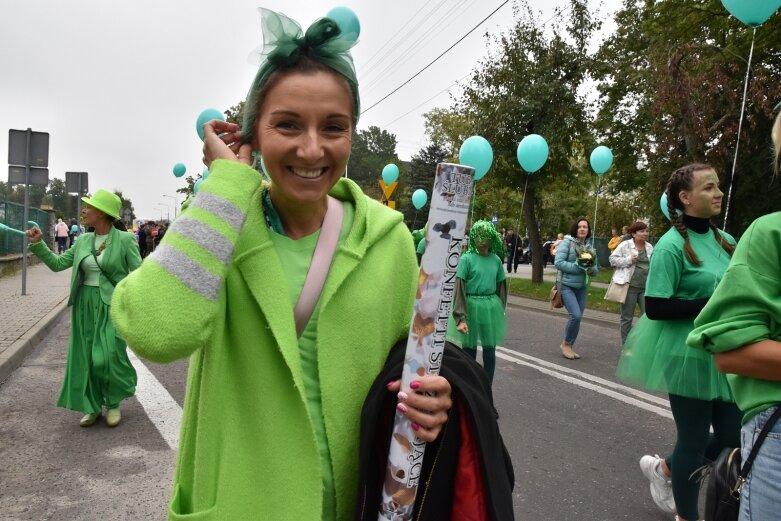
top-left (507, 277), bottom-right (624, 314)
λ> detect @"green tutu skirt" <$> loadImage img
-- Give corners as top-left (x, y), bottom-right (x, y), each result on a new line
top-left (616, 315), bottom-right (733, 401)
top-left (58, 285), bottom-right (137, 414)
top-left (447, 294), bottom-right (507, 348)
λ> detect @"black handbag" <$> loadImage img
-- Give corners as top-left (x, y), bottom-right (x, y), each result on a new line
top-left (705, 406), bottom-right (781, 521)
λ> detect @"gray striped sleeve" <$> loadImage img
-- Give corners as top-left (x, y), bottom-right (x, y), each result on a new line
top-left (149, 244), bottom-right (222, 300)
top-left (168, 216), bottom-right (234, 264)
top-left (191, 192), bottom-right (245, 232)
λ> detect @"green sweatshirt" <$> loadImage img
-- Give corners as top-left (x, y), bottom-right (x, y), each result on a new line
top-left (688, 212), bottom-right (781, 423)
top-left (111, 160), bottom-right (418, 520)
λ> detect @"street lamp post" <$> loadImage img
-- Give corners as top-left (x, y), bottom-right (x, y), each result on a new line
top-left (156, 203), bottom-right (170, 222)
top-left (163, 194), bottom-right (178, 219)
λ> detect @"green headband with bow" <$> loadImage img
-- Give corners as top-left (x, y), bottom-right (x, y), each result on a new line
top-left (241, 8), bottom-right (360, 145)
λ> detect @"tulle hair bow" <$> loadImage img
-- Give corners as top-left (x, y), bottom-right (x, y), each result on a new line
top-left (241, 8), bottom-right (361, 143)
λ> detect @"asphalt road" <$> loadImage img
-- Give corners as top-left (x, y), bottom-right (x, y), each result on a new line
top-left (0, 305), bottom-right (681, 520)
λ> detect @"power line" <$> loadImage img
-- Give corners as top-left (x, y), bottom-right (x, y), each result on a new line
top-left (361, 0), bottom-right (510, 115)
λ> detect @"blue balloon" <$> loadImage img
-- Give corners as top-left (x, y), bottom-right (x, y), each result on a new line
top-left (660, 193), bottom-right (671, 220)
top-left (721, 0), bottom-right (781, 27)
top-left (381, 163), bottom-right (399, 185)
top-left (196, 108), bottom-right (225, 141)
top-left (590, 146), bottom-right (614, 175)
top-left (194, 178), bottom-right (203, 194)
top-left (326, 6), bottom-right (360, 43)
top-left (458, 136), bottom-right (493, 181)
top-left (412, 189), bottom-right (428, 210)
top-left (202, 168), bottom-right (209, 180)
top-left (516, 134), bottom-right (549, 173)
top-left (173, 163), bottom-right (187, 178)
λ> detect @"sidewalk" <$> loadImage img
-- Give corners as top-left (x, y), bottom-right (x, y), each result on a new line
top-left (504, 264), bottom-right (618, 328)
top-left (0, 264), bottom-right (71, 384)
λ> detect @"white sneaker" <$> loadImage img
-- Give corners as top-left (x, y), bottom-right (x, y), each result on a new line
top-left (639, 454), bottom-right (676, 514)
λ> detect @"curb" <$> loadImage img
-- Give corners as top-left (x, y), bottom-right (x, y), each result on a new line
top-left (506, 298), bottom-right (619, 329)
top-left (0, 298), bottom-right (69, 385)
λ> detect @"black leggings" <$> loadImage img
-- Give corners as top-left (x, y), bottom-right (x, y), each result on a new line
top-left (665, 394), bottom-right (742, 520)
top-left (462, 347), bottom-right (496, 385)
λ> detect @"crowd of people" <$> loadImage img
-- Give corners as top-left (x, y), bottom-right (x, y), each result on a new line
top-left (18, 7), bottom-right (780, 520)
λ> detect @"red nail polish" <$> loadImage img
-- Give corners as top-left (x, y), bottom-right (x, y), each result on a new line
top-left (397, 392), bottom-right (408, 402)
top-left (386, 379), bottom-right (397, 389)
top-left (396, 403), bottom-right (407, 414)
top-left (411, 423), bottom-right (420, 431)
top-left (410, 381), bottom-right (421, 390)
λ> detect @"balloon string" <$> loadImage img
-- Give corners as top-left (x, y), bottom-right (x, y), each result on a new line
top-left (412, 210), bottom-right (419, 230)
top-left (593, 177), bottom-right (601, 238)
top-left (723, 26), bottom-right (756, 232)
top-left (517, 175), bottom-right (530, 234)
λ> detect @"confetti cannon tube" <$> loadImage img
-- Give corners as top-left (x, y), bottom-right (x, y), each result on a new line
top-left (378, 163), bottom-right (475, 520)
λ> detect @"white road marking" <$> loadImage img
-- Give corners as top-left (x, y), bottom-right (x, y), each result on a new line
top-left (493, 346), bottom-right (673, 420)
top-left (128, 350), bottom-right (182, 450)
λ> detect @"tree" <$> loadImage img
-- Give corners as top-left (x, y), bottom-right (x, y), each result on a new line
top-left (47, 178), bottom-right (77, 219)
top-left (595, 0), bottom-right (781, 235)
top-left (457, 0), bottom-right (600, 282)
top-left (114, 190), bottom-right (136, 224)
top-left (347, 126), bottom-right (400, 197)
top-left (404, 143), bottom-right (449, 227)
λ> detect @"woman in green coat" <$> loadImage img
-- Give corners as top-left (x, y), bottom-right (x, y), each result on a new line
top-left (26, 189), bottom-right (141, 427)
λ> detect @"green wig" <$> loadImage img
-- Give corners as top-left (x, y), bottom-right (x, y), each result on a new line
top-left (241, 8), bottom-right (360, 145)
top-left (467, 220), bottom-right (503, 255)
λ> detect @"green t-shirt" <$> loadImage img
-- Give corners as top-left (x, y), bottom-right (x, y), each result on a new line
top-left (688, 213), bottom-right (781, 423)
top-left (268, 202), bottom-right (355, 521)
top-left (456, 252), bottom-right (506, 295)
top-left (645, 226), bottom-right (735, 300)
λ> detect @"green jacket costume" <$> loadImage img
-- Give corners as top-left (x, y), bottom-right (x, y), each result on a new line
top-left (30, 226), bottom-right (141, 304)
top-left (688, 212), bottom-right (781, 423)
top-left (111, 160), bottom-right (418, 520)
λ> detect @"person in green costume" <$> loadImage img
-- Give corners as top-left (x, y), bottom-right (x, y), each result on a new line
top-left (446, 220), bottom-right (507, 385)
top-left (26, 189), bottom-right (141, 428)
top-left (616, 163), bottom-right (740, 521)
top-left (111, 9), bottom-right (452, 520)
top-left (687, 108), bottom-right (781, 521)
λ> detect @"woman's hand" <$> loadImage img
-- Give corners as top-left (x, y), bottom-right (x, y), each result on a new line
top-left (456, 321), bottom-right (469, 334)
top-left (202, 120), bottom-right (253, 168)
top-left (387, 376), bottom-right (452, 443)
top-left (25, 226), bottom-right (42, 244)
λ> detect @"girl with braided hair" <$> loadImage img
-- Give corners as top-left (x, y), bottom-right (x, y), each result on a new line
top-left (447, 220), bottom-right (507, 385)
top-left (688, 107), bottom-right (781, 521)
top-left (617, 163), bottom-right (741, 521)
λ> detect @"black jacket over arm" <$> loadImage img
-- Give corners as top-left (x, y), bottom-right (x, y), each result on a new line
top-left (355, 341), bottom-right (515, 521)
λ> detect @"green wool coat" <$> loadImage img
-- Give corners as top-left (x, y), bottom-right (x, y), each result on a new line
top-left (30, 226), bottom-right (142, 305)
top-left (111, 160), bottom-right (418, 520)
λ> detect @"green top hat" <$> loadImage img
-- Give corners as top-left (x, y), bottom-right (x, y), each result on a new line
top-left (81, 189), bottom-right (121, 220)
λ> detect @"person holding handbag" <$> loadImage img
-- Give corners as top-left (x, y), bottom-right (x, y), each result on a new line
top-left (554, 217), bottom-right (598, 360)
top-left (609, 221), bottom-right (654, 345)
top-left (617, 163), bottom-right (741, 521)
top-left (25, 189), bottom-right (141, 428)
top-left (687, 108), bottom-right (781, 521)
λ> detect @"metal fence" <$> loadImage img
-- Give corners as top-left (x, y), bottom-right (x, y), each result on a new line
top-left (0, 201), bottom-right (51, 255)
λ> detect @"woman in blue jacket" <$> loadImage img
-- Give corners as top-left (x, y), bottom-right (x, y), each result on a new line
top-left (554, 217), bottom-right (598, 359)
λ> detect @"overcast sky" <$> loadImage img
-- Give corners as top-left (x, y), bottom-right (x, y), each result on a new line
top-left (1, 0), bottom-right (619, 221)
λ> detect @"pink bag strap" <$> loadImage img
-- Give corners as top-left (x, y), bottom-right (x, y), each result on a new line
top-left (294, 196), bottom-right (344, 337)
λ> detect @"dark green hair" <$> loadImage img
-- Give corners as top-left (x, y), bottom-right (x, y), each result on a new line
top-left (241, 9), bottom-right (360, 145)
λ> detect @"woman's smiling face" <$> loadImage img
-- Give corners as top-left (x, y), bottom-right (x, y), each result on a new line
top-left (253, 69), bottom-right (353, 211)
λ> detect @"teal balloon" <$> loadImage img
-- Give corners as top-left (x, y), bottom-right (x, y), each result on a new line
top-left (326, 6), bottom-right (360, 43)
top-left (194, 178), bottom-right (203, 194)
top-left (516, 134), bottom-right (549, 173)
top-left (458, 136), bottom-right (493, 181)
top-left (412, 189), bottom-right (428, 210)
top-left (589, 146), bottom-right (614, 175)
top-left (381, 163), bottom-right (399, 185)
top-left (196, 108), bottom-right (225, 140)
top-left (202, 168), bottom-right (209, 180)
top-left (721, 0), bottom-right (781, 27)
top-left (173, 163), bottom-right (187, 178)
